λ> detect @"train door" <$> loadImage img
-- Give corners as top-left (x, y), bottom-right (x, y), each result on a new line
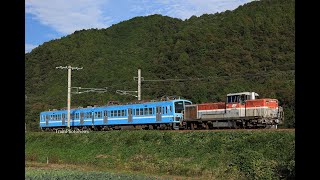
top-left (156, 106), bottom-right (162, 121)
top-left (103, 110), bottom-right (108, 124)
top-left (80, 112), bottom-right (84, 125)
top-left (128, 108), bottom-right (133, 123)
top-left (62, 114), bottom-right (65, 126)
top-left (92, 111), bottom-right (94, 125)
top-left (45, 115), bottom-right (49, 126)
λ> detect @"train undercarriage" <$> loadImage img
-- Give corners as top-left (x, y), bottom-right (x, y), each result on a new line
top-left (41, 123), bottom-right (181, 132)
top-left (181, 117), bottom-right (279, 130)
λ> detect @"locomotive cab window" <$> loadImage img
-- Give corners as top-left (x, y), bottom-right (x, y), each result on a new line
top-left (227, 95), bottom-right (240, 103)
top-left (240, 95), bottom-right (246, 104)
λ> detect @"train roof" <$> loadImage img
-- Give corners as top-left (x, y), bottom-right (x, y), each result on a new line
top-left (40, 99), bottom-right (191, 113)
top-left (227, 92), bottom-right (259, 96)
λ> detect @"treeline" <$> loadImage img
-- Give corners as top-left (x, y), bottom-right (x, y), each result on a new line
top-left (25, 0), bottom-right (295, 130)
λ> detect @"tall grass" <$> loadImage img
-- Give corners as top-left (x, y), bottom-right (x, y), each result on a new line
top-left (26, 130), bottom-right (295, 179)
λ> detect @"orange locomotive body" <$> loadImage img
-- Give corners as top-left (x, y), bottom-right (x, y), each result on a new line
top-left (183, 92), bottom-right (284, 129)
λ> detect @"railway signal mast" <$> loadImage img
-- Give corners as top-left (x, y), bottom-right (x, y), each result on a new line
top-left (56, 65), bottom-right (83, 129)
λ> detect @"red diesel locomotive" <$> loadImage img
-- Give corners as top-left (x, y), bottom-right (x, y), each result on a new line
top-left (182, 92), bottom-right (284, 129)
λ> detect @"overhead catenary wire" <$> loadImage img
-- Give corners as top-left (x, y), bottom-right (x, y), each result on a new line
top-left (141, 70), bottom-right (295, 82)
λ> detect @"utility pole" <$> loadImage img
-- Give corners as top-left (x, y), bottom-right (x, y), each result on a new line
top-left (56, 65), bottom-right (83, 129)
top-left (133, 68), bottom-right (143, 100)
top-left (119, 69), bottom-right (144, 100)
top-left (138, 68), bottom-right (141, 101)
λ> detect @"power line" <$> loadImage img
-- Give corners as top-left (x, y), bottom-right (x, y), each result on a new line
top-left (141, 70), bottom-right (295, 82)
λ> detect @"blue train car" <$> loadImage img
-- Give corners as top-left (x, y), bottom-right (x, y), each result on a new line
top-left (40, 99), bottom-right (192, 131)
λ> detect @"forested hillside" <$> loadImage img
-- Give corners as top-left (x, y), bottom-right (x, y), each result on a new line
top-left (25, 0), bottom-right (295, 130)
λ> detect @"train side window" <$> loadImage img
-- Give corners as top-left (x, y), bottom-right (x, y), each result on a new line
top-left (140, 108), bottom-right (143, 116)
top-left (144, 108), bottom-right (148, 115)
top-left (148, 108), bottom-right (152, 115)
top-left (111, 111), bottom-right (114, 117)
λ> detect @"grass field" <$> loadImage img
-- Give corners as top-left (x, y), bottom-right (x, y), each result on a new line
top-left (25, 129), bottom-right (295, 179)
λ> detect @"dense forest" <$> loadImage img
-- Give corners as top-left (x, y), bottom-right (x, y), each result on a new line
top-left (25, 0), bottom-right (295, 131)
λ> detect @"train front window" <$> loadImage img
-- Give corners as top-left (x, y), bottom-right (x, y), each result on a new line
top-left (174, 101), bottom-right (184, 113)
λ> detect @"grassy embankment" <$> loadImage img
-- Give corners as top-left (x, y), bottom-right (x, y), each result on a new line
top-left (26, 130), bottom-right (295, 179)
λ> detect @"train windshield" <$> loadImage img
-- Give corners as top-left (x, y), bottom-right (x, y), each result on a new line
top-left (174, 101), bottom-right (190, 113)
top-left (174, 101), bottom-right (184, 113)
